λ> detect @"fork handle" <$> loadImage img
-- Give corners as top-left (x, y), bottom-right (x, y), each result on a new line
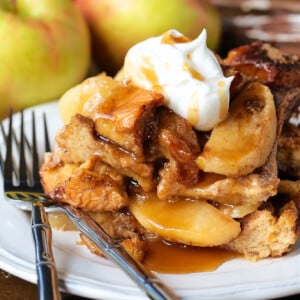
top-left (32, 202), bottom-right (61, 300)
top-left (62, 205), bottom-right (179, 300)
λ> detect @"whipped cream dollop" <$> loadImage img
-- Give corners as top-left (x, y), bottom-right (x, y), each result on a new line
top-left (123, 29), bottom-right (233, 131)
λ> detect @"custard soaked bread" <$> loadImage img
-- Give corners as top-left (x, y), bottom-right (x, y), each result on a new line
top-left (40, 31), bottom-right (300, 262)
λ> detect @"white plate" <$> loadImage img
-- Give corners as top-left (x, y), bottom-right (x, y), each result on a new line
top-left (0, 101), bottom-right (300, 300)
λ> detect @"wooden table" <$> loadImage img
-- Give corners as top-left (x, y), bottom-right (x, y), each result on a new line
top-left (0, 270), bottom-right (87, 300)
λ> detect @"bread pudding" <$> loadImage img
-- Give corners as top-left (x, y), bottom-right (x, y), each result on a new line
top-left (40, 30), bottom-right (300, 267)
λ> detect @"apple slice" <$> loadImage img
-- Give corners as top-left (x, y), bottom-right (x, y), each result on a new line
top-left (129, 194), bottom-right (240, 247)
top-left (59, 74), bottom-right (121, 124)
top-left (196, 82), bottom-right (276, 177)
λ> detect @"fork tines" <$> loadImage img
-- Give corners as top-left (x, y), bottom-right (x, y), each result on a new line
top-left (1, 110), bottom-right (50, 192)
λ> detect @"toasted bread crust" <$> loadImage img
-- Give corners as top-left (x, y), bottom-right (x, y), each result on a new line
top-left (224, 42), bottom-right (300, 88)
top-left (224, 200), bottom-right (298, 260)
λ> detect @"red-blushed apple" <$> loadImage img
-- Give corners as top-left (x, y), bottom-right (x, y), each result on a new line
top-left (0, 0), bottom-right (91, 119)
top-left (75, 0), bottom-right (221, 75)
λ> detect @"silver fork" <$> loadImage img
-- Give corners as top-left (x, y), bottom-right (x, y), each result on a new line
top-left (0, 110), bottom-right (179, 300)
top-left (1, 110), bottom-right (61, 300)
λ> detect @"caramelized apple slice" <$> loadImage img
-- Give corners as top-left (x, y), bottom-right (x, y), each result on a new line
top-left (197, 82), bottom-right (276, 176)
top-left (59, 73), bottom-right (164, 158)
top-left (59, 74), bottom-right (121, 124)
top-left (129, 193), bottom-right (240, 247)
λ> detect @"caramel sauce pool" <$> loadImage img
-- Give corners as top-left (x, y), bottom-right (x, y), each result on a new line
top-left (144, 239), bottom-right (240, 274)
top-left (48, 212), bottom-right (241, 274)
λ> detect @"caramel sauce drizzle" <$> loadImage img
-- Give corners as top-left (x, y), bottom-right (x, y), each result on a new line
top-left (161, 32), bottom-right (190, 44)
top-left (218, 80), bottom-right (228, 120)
top-left (183, 61), bottom-right (204, 81)
top-left (144, 239), bottom-right (240, 274)
top-left (140, 56), bottom-right (163, 93)
top-left (187, 93), bottom-right (200, 127)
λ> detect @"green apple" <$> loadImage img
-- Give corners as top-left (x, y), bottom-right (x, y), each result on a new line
top-left (0, 0), bottom-right (91, 119)
top-left (75, 0), bottom-right (221, 75)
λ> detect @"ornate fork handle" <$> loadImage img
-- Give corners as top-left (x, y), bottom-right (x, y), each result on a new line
top-left (32, 201), bottom-right (61, 300)
top-left (5, 191), bottom-right (178, 299)
top-left (62, 205), bottom-right (179, 300)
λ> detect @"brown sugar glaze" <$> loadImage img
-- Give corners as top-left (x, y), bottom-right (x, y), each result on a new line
top-left (144, 238), bottom-right (241, 274)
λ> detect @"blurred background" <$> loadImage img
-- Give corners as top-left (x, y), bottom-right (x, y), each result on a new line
top-left (211, 0), bottom-right (300, 57)
top-left (1, 0), bottom-right (300, 120)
